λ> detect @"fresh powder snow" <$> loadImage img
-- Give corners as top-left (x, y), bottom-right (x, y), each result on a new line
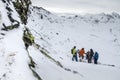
top-left (0, 0), bottom-right (120, 80)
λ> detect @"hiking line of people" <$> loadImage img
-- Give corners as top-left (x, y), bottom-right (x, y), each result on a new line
top-left (71, 46), bottom-right (99, 64)
top-left (22, 27), bottom-right (99, 64)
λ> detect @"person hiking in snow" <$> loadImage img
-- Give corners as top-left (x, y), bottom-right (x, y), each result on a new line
top-left (86, 49), bottom-right (94, 63)
top-left (71, 46), bottom-right (78, 62)
top-left (79, 48), bottom-right (85, 62)
top-left (90, 49), bottom-right (94, 59)
top-left (93, 52), bottom-right (99, 64)
top-left (86, 51), bottom-right (92, 63)
top-left (23, 28), bottom-right (34, 49)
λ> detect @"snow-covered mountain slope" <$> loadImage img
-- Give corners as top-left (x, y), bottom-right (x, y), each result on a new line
top-left (0, 0), bottom-right (120, 80)
top-left (0, 0), bottom-right (39, 80)
top-left (26, 6), bottom-right (120, 80)
top-left (27, 6), bottom-right (120, 65)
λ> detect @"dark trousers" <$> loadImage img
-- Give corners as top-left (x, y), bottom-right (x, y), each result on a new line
top-left (88, 56), bottom-right (92, 63)
top-left (79, 55), bottom-right (84, 59)
top-left (88, 58), bottom-right (92, 63)
top-left (72, 55), bottom-right (78, 62)
top-left (94, 58), bottom-right (98, 64)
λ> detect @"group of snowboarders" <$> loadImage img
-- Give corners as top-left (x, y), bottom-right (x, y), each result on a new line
top-left (71, 46), bottom-right (99, 64)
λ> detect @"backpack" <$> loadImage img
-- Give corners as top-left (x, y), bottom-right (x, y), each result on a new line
top-left (71, 48), bottom-right (74, 54)
top-left (94, 52), bottom-right (99, 59)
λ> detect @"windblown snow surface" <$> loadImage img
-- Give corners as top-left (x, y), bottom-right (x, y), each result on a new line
top-left (0, 1), bottom-right (120, 80)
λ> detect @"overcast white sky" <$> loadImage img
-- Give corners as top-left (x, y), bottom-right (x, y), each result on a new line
top-left (31, 0), bottom-right (120, 14)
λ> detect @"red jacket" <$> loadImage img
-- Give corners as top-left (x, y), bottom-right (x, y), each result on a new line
top-left (79, 49), bottom-right (85, 56)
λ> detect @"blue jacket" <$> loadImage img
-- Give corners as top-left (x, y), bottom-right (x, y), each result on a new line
top-left (94, 52), bottom-right (99, 60)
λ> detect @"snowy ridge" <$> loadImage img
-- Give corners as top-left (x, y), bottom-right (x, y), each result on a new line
top-left (60, 12), bottom-right (120, 24)
top-left (0, 0), bottom-right (39, 80)
top-left (0, 0), bottom-right (20, 29)
top-left (0, 1), bottom-right (120, 80)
